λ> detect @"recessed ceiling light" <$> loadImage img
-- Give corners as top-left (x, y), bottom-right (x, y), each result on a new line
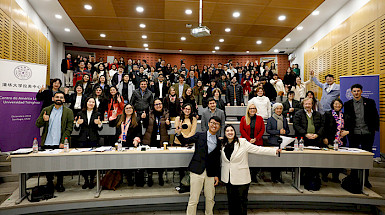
top-left (256, 40), bottom-right (262, 44)
top-left (64, 28), bottom-right (70, 32)
top-left (312, 10), bottom-right (320, 16)
top-left (84, 4), bottom-right (92, 10)
top-left (139, 24), bottom-right (146, 28)
top-left (232, 12), bottom-right (240, 18)
top-left (142, 35), bottom-right (147, 39)
top-left (297, 26), bottom-right (303, 31)
top-left (55, 14), bottom-right (62, 19)
top-left (212, 51), bottom-right (216, 53)
top-left (185, 9), bottom-right (192, 15)
top-left (274, 49), bottom-right (279, 53)
top-left (225, 28), bottom-right (231, 32)
top-left (143, 43), bottom-right (148, 47)
top-left (108, 46), bottom-right (112, 48)
top-left (285, 38), bottom-right (291, 42)
top-left (219, 39), bottom-right (224, 43)
top-left (179, 49), bottom-right (182, 52)
top-left (136, 6), bottom-right (144, 13)
top-left (181, 37), bottom-right (186, 41)
top-left (100, 33), bottom-right (106, 38)
top-left (215, 46), bottom-right (220, 50)
top-left (145, 48), bottom-right (149, 50)
top-left (246, 51), bottom-right (249, 53)
top-left (278, 15), bottom-right (286, 21)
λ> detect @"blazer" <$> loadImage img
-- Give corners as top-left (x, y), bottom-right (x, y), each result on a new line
top-left (173, 83), bottom-right (190, 98)
top-left (67, 93), bottom-right (87, 112)
top-left (344, 97), bottom-right (379, 134)
top-left (74, 110), bottom-right (103, 142)
top-left (282, 99), bottom-right (302, 116)
top-left (109, 115), bottom-right (142, 147)
top-left (36, 104), bottom-right (74, 146)
top-left (239, 115), bottom-right (265, 146)
top-left (293, 109), bottom-right (324, 138)
top-left (323, 111), bottom-right (347, 145)
top-left (176, 131), bottom-right (221, 177)
top-left (221, 138), bottom-right (277, 185)
top-left (61, 58), bottom-right (74, 73)
top-left (154, 81), bottom-right (169, 99)
top-left (186, 77), bottom-right (198, 88)
top-left (75, 80), bottom-right (93, 95)
top-left (266, 116), bottom-right (290, 146)
top-left (130, 88), bottom-right (154, 113)
top-left (95, 96), bottom-right (108, 116)
top-left (312, 77), bottom-right (340, 114)
top-left (200, 108), bottom-right (226, 137)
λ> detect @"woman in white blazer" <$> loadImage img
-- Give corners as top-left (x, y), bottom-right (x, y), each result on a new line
top-left (221, 124), bottom-right (280, 215)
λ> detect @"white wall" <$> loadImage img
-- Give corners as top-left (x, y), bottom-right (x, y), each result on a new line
top-left (15, 0), bottom-right (64, 80)
top-left (291, 0), bottom-right (370, 80)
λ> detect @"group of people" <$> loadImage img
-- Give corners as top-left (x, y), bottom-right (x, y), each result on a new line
top-left (33, 54), bottom-right (379, 215)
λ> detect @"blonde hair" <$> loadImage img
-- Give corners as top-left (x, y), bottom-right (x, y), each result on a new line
top-left (245, 103), bottom-right (257, 125)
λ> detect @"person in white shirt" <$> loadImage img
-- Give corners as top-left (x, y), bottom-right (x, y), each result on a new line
top-left (248, 87), bottom-right (271, 119)
top-left (291, 76), bottom-right (311, 101)
top-left (270, 74), bottom-right (285, 95)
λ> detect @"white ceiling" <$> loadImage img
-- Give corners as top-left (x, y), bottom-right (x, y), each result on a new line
top-left (28, 0), bottom-right (350, 55)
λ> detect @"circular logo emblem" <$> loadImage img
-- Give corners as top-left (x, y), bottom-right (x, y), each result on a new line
top-left (345, 88), bottom-right (353, 100)
top-left (14, 65), bottom-right (32, 80)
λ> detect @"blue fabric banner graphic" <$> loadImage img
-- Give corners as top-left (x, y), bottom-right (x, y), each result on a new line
top-left (340, 75), bottom-right (380, 158)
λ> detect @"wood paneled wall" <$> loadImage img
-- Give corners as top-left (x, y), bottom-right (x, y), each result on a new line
top-left (65, 46), bottom-right (290, 78)
top-left (304, 0), bottom-right (385, 153)
top-left (0, 0), bottom-right (50, 84)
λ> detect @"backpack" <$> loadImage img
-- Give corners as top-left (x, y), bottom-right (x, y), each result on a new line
top-left (101, 170), bottom-right (122, 190)
top-left (341, 175), bottom-right (362, 194)
top-left (27, 185), bottom-right (55, 202)
top-left (304, 174), bottom-right (321, 191)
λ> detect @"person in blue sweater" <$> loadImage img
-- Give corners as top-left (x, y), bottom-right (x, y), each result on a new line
top-left (310, 70), bottom-right (340, 114)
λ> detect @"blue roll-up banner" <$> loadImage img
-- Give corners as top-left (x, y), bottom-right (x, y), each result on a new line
top-left (340, 75), bottom-right (380, 158)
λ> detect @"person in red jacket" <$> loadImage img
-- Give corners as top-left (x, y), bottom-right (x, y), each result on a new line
top-left (240, 102), bottom-right (265, 183)
top-left (240, 103), bottom-right (265, 146)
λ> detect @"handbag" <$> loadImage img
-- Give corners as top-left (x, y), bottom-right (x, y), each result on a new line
top-left (101, 170), bottom-right (122, 190)
top-left (27, 175), bottom-right (55, 202)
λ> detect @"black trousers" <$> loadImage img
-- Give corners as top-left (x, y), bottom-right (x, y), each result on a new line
top-left (348, 133), bottom-right (375, 182)
top-left (226, 183), bottom-right (250, 215)
top-left (43, 145), bottom-right (64, 185)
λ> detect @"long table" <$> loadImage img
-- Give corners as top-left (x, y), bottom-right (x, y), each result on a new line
top-left (11, 148), bottom-right (373, 204)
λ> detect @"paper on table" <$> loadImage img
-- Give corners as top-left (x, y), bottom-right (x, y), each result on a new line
top-left (39, 149), bottom-right (63, 154)
top-left (93, 146), bottom-right (112, 152)
top-left (280, 136), bottom-right (296, 149)
top-left (69, 148), bottom-right (92, 153)
top-left (12, 148), bottom-right (33, 154)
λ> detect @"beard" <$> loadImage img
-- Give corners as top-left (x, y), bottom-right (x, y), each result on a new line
top-left (54, 100), bottom-right (63, 105)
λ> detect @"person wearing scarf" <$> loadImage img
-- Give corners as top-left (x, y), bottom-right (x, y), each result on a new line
top-left (322, 98), bottom-right (349, 182)
top-left (266, 103), bottom-right (290, 183)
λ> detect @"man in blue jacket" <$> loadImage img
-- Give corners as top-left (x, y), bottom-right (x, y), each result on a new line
top-left (176, 116), bottom-right (221, 215)
top-left (310, 70), bottom-right (340, 114)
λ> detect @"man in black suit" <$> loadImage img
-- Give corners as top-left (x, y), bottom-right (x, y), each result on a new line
top-left (176, 116), bottom-right (221, 215)
top-left (61, 53), bottom-right (74, 87)
top-left (344, 84), bottom-right (379, 188)
top-left (282, 91), bottom-right (302, 122)
top-left (154, 74), bottom-right (168, 99)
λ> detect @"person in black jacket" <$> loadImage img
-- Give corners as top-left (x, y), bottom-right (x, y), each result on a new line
top-left (109, 103), bottom-right (142, 186)
top-left (74, 97), bottom-right (103, 189)
top-left (154, 74), bottom-right (169, 99)
top-left (226, 76), bottom-right (244, 106)
top-left (130, 79), bottom-right (154, 118)
top-left (91, 86), bottom-right (108, 117)
top-left (282, 91), bottom-right (302, 122)
top-left (322, 98), bottom-right (349, 183)
top-left (67, 84), bottom-right (87, 117)
top-left (75, 73), bottom-right (93, 95)
top-left (176, 116), bottom-right (221, 215)
top-left (260, 77), bottom-right (277, 102)
top-left (293, 97), bottom-right (324, 147)
top-left (61, 53), bottom-right (74, 87)
top-left (36, 78), bottom-right (68, 110)
top-left (344, 84), bottom-right (379, 188)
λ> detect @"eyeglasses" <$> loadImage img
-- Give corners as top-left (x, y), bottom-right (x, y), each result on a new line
top-left (249, 108), bottom-right (256, 110)
top-left (125, 107), bottom-right (133, 110)
top-left (184, 108), bottom-right (191, 110)
top-left (209, 121), bottom-right (220, 126)
top-left (154, 103), bottom-right (162, 106)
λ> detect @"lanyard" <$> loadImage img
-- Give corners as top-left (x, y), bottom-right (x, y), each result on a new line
top-left (156, 116), bottom-right (161, 134)
top-left (123, 118), bottom-right (131, 132)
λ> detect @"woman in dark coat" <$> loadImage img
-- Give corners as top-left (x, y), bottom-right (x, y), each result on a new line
top-left (142, 98), bottom-right (171, 187)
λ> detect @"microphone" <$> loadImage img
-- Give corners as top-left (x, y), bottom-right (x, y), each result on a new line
top-left (277, 137), bottom-right (282, 157)
top-left (181, 124), bottom-right (188, 129)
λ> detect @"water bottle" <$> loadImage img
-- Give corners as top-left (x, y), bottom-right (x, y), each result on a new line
top-left (117, 138), bottom-right (122, 152)
top-left (294, 137), bottom-right (299, 151)
top-left (32, 138), bottom-right (38, 153)
top-left (286, 113), bottom-right (290, 123)
top-left (64, 137), bottom-right (69, 152)
top-left (299, 137), bottom-right (304, 151)
top-left (333, 138), bottom-right (339, 151)
top-left (104, 111), bottom-right (108, 122)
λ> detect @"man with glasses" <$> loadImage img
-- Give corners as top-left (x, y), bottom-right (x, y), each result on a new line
top-left (201, 97), bottom-right (226, 137)
top-left (36, 91), bottom-right (74, 192)
top-left (176, 116), bottom-right (221, 215)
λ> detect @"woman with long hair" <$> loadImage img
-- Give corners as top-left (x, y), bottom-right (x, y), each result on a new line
top-left (68, 84), bottom-right (87, 117)
top-left (142, 98), bottom-right (171, 186)
top-left (107, 86), bottom-right (124, 118)
top-left (76, 73), bottom-right (93, 95)
top-left (221, 124), bottom-right (279, 215)
top-left (241, 70), bottom-right (253, 95)
top-left (291, 76), bottom-right (311, 101)
top-left (91, 86), bottom-right (108, 116)
top-left (94, 75), bottom-right (110, 98)
top-left (174, 103), bottom-right (197, 146)
top-left (109, 103), bottom-right (143, 186)
top-left (283, 67), bottom-right (296, 89)
top-left (306, 91), bottom-right (322, 112)
top-left (240, 103), bottom-right (265, 146)
top-left (74, 97), bottom-right (103, 189)
top-left (193, 80), bottom-right (204, 105)
top-left (182, 87), bottom-right (198, 116)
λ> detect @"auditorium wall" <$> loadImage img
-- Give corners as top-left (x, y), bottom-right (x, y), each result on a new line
top-left (65, 46), bottom-right (290, 78)
top-left (303, 0), bottom-right (385, 153)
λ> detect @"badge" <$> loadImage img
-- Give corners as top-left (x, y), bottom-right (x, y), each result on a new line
top-left (157, 134), bottom-right (161, 141)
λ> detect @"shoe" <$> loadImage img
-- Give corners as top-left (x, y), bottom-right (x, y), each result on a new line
top-left (147, 177), bottom-right (154, 187)
top-left (56, 184), bottom-right (65, 192)
top-left (82, 182), bottom-right (89, 189)
top-left (47, 181), bottom-right (54, 189)
top-left (89, 181), bottom-right (95, 189)
top-left (322, 176), bottom-right (329, 182)
top-left (365, 181), bottom-right (372, 188)
top-left (159, 177), bottom-right (164, 186)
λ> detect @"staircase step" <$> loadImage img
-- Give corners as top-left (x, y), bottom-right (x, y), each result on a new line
top-left (0, 154), bottom-right (10, 162)
top-left (0, 162), bottom-right (11, 172)
top-left (0, 182), bottom-right (18, 204)
top-left (0, 172), bottom-right (18, 183)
